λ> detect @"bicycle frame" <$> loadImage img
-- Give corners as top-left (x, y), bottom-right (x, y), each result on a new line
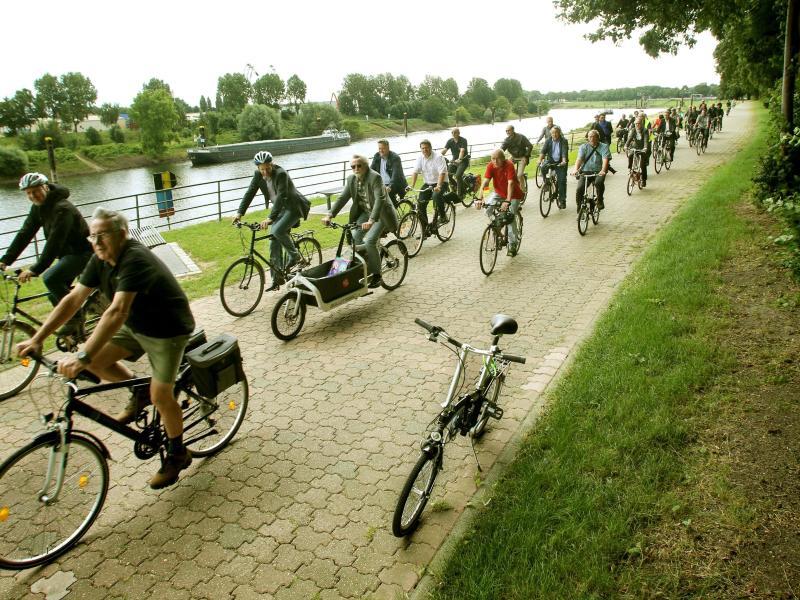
top-left (1, 274), bottom-right (47, 330)
top-left (237, 222), bottom-right (315, 275)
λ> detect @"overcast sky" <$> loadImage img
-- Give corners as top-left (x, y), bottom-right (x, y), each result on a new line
top-left (2, 0), bottom-right (719, 107)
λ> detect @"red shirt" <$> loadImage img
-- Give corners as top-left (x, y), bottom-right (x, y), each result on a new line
top-left (484, 160), bottom-right (523, 200)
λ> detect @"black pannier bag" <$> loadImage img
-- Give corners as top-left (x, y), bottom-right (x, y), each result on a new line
top-left (185, 333), bottom-right (245, 398)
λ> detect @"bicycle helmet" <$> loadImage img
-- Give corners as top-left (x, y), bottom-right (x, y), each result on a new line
top-left (19, 172), bottom-right (49, 190)
top-left (253, 151), bottom-right (273, 165)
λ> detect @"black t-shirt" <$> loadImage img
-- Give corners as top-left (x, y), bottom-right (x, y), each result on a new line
top-left (444, 137), bottom-right (469, 161)
top-left (79, 240), bottom-right (195, 338)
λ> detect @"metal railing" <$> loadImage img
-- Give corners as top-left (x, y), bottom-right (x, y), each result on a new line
top-left (1, 138), bottom-right (545, 265)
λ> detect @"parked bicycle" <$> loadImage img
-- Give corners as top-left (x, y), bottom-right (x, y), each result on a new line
top-left (270, 221), bottom-right (408, 340)
top-left (0, 271), bottom-right (108, 402)
top-left (392, 315), bottom-right (526, 537)
top-left (626, 149), bottom-right (647, 196)
top-left (0, 332), bottom-right (248, 569)
top-left (219, 222), bottom-right (322, 317)
top-left (576, 172), bottom-right (601, 236)
top-left (396, 186), bottom-right (457, 259)
top-left (478, 199), bottom-right (523, 276)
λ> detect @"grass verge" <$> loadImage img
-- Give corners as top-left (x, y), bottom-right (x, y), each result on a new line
top-left (424, 108), bottom-right (768, 598)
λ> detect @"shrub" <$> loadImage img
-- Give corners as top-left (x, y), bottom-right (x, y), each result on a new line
top-left (0, 146), bottom-right (28, 177)
top-left (237, 104), bottom-right (281, 142)
top-left (341, 119), bottom-right (362, 141)
top-left (454, 106), bottom-right (471, 125)
top-left (296, 103), bottom-right (342, 136)
top-left (29, 120), bottom-right (64, 150)
top-left (84, 127), bottom-right (102, 145)
top-left (109, 125), bottom-right (125, 143)
top-left (421, 97), bottom-right (448, 123)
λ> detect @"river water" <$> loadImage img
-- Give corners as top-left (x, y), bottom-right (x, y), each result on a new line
top-left (1, 107), bottom-right (660, 250)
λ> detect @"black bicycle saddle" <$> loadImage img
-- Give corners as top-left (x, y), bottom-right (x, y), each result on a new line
top-left (490, 314), bottom-right (518, 336)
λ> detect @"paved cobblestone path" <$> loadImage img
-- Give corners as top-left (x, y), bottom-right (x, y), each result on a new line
top-left (0, 105), bottom-right (754, 599)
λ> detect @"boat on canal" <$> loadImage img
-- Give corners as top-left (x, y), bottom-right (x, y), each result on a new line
top-left (187, 128), bottom-right (351, 166)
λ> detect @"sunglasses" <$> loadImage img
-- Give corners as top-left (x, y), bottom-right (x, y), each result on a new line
top-left (350, 163), bottom-right (363, 170)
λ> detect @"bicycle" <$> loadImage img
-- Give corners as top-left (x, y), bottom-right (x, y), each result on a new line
top-left (219, 221), bottom-right (322, 317)
top-left (652, 133), bottom-right (665, 174)
top-left (615, 129), bottom-right (628, 154)
top-left (626, 149), bottom-right (647, 196)
top-left (0, 333), bottom-right (249, 569)
top-left (538, 161), bottom-right (563, 218)
top-left (478, 198), bottom-right (524, 276)
top-left (696, 128), bottom-right (709, 155)
top-left (446, 158), bottom-right (480, 208)
top-left (270, 220), bottom-right (408, 340)
top-left (396, 185), bottom-right (456, 259)
top-left (511, 157), bottom-right (531, 204)
top-left (576, 171), bottom-right (601, 236)
top-left (392, 315), bottom-right (526, 537)
top-left (0, 272), bottom-right (108, 402)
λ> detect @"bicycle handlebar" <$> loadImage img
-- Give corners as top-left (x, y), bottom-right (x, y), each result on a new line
top-left (233, 221), bottom-right (262, 231)
top-left (26, 351), bottom-right (102, 384)
top-left (415, 318), bottom-right (526, 364)
top-left (504, 354), bottom-right (526, 364)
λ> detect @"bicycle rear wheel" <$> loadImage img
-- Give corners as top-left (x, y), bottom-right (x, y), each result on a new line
top-left (479, 225), bottom-right (498, 275)
top-left (0, 320), bottom-right (39, 401)
top-left (578, 203), bottom-right (590, 236)
top-left (379, 240), bottom-right (408, 291)
top-left (220, 258), bottom-right (265, 317)
top-left (539, 183), bottom-right (552, 218)
top-left (397, 211), bottom-right (423, 258)
top-left (513, 213), bottom-right (524, 251)
top-left (0, 434), bottom-right (108, 569)
top-left (294, 237), bottom-right (322, 270)
top-left (392, 451), bottom-right (440, 537)
top-left (435, 202), bottom-right (456, 242)
top-left (653, 150), bottom-right (663, 174)
top-left (181, 378), bottom-right (249, 457)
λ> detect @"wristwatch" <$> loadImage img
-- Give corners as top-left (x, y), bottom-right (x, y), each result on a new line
top-left (77, 350), bottom-right (91, 365)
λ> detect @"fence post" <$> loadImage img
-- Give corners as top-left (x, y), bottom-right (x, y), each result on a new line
top-left (217, 181), bottom-right (222, 221)
top-left (342, 161), bottom-right (347, 185)
top-left (135, 195), bottom-right (141, 228)
top-left (33, 235), bottom-right (40, 260)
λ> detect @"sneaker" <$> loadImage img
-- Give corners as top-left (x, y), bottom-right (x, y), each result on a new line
top-left (641, 181), bottom-right (647, 188)
top-left (507, 243), bottom-right (518, 257)
top-left (367, 274), bottom-right (382, 289)
top-left (116, 387), bottom-right (151, 424)
top-left (149, 450), bottom-right (192, 489)
top-left (266, 277), bottom-right (285, 292)
top-left (558, 199), bottom-right (566, 209)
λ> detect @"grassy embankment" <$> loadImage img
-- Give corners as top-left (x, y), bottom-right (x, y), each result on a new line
top-left (417, 107), bottom-right (769, 598)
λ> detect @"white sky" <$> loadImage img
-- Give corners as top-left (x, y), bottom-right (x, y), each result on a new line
top-left (1, 0), bottom-right (719, 107)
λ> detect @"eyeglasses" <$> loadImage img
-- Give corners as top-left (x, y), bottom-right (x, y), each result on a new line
top-left (350, 163), bottom-right (362, 170)
top-left (87, 231), bottom-right (112, 243)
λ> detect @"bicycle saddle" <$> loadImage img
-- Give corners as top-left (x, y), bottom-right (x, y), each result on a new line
top-left (490, 314), bottom-right (518, 336)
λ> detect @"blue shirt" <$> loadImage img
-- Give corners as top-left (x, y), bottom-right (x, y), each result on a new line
top-left (577, 142), bottom-right (611, 172)
top-left (550, 142), bottom-right (562, 163)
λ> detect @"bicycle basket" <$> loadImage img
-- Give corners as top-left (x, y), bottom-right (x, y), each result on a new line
top-left (185, 333), bottom-right (245, 398)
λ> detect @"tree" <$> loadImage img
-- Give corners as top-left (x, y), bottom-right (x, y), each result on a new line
top-left (464, 78), bottom-right (495, 108)
top-left (339, 73), bottom-right (377, 115)
top-left (217, 73), bottom-right (251, 112)
top-left (492, 96), bottom-right (512, 121)
top-left (296, 103), bottom-right (341, 136)
top-left (199, 95), bottom-right (208, 112)
top-left (58, 72), bottom-right (97, 132)
top-left (99, 103), bottom-right (121, 127)
top-left (142, 78), bottom-right (172, 94)
top-left (237, 104), bottom-right (281, 141)
top-left (34, 73), bottom-right (63, 119)
top-left (252, 73), bottom-right (285, 108)
top-left (512, 97), bottom-right (528, 118)
top-left (417, 76), bottom-right (459, 105)
top-left (421, 96), bottom-right (448, 123)
top-left (173, 98), bottom-right (191, 127)
top-left (0, 89), bottom-right (37, 135)
top-left (493, 78), bottom-right (524, 102)
top-left (285, 74), bottom-right (307, 113)
top-left (130, 88), bottom-right (178, 157)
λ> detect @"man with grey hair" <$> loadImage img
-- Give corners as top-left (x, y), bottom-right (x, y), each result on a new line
top-left (18, 206), bottom-right (197, 490)
top-left (538, 125), bottom-right (569, 209)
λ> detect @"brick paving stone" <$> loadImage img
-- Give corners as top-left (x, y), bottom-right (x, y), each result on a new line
top-left (295, 557), bottom-right (339, 589)
top-left (250, 564), bottom-right (294, 595)
top-left (336, 565), bottom-right (380, 598)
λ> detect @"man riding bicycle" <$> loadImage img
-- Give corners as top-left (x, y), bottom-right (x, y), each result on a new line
top-left (696, 108), bottom-right (711, 147)
top-left (626, 115), bottom-right (652, 187)
top-left (17, 207), bottom-right (197, 489)
top-left (535, 116), bottom-right (555, 144)
top-left (409, 139), bottom-right (449, 238)
top-left (655, 111), bottom-right (678, 161)
top-left (441, 128), bottom-right (470, 197)
top-left (370, 139), bottom-right (407, 206)
top-left (501, 125), bottom-right (533, 191)
top-left (0, 173), bottom-right (92, 336)
top-left (572, 130), bottom-right (611, 210)
top-left (476, 149), bottom-right (524, 257)
top-left (538, 125), bottom-right (569, 209)
top-left (234, 151), bottom-right (311, 291)
top-left (322, 155), bottom-right (399, 288)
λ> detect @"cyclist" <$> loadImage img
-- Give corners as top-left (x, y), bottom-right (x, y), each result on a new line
top-left (501, 125), bottom-right (533, 191)
top-left (0, 173), bottom-right (92, 336)
top-left (476, 149), bottom-right (524, 256)
top-left (535, 116), bottom-right (555, 144)
top-left (370, 139), bottom-right (407, 206)
top-left (17, 207), bottom-right (197, 489)
top-left (626, 115), bottom-right (651, 187)
top-left (233, 151), bottom-right (311, 291)
top-left (696, 107), bottom-right (711, 147)
top-left (616, 114), bottom-right (630, 146)
top-left (538, 125), bottom-right (569, 209)
top-left (441, 128), bottom-right (470, 197)
top-left (655, 110), bottom-right (678, 161)
top-left (408, 139), bottom-right (449, 238)
top-left (716, 102), bottom-right (724, 129)
top-left (572, 129), bottom-right (610, 211)
top-left (322, 155), bottom-right (399, 288)
top-left (595, 112), bottom-right (613, 145)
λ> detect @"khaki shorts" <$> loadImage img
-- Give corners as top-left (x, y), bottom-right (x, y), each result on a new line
top-left (111, 325), bottom-right (190, 384)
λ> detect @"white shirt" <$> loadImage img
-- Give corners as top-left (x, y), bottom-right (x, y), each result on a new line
top-left (379, 157), bottom-right (391, 185)
top-left (265, 177), bottom-right (276, 202)
top-left (414, 152), bottom-right (447, 185)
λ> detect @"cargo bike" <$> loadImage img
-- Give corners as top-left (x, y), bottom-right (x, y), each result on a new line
top-left (270, 221), bottom-right (408, 340)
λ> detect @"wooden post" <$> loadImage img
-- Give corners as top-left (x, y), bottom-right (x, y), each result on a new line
top-left (45, 137), bottom-right (58, 183)
top-left (403, 112), bottom-right (408, 137)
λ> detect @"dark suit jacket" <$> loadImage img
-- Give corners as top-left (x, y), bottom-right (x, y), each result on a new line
top-left (237, 165), bottom-right (310, 221)
top-left (539, 138), bottom-right (570, 164)
top-left (329, 169), bottom-right (399, 232)
top-left (370, 151), bottom-right (406, 196)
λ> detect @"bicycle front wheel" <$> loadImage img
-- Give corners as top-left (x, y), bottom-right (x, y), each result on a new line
top-left (539, 183), bottom-right (552, 218)
top-left (513, 213), bottom-right (524, 251)
top-left (626, 174), bottom-right (635, 196)
top-left (591, 200), bottom-right (601, 225)
top-left (379, 240), bottom-right (408, 291)
top-left (435, 202), bottom-right (456, 242)
top-left (395, 199), bottom-right (413, 220)
top-left (0, 434), bottom-right (108, 570)
top-left (534, 162), bottom-right (543, 188)
top-left (270, 291), bottom-right (306, 341)
top-left (653, 151), bottom-right (663, 174)
top-left (182, 378), bottom-right (249, 457)
top-left (294, 237), bottom-right (322, 270)
top-left (0, 320), bottom-right (39, 401)
top-left (578, 204), bottom-right (590, 236)
top-left (392, 451), bottom-right (440, 537)
top-left (397, 211), bottom-right (423, 258)
top-left (479, 226), bottom-right (498, 276)
top-left (220, 258), bottom-right (265, 317)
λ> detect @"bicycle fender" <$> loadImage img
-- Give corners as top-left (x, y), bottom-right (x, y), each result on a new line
top-left (31, 430), bottom-right (112, 460)
top-left (420, 440), bottom-right (441, 459)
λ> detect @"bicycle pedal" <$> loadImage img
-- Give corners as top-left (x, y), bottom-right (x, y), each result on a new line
top-left (486, 404), bottom-right (504, 420)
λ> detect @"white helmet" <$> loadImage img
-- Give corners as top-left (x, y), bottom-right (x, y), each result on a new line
top-left (19, 172), bottom-right (49, 190)
top-left (253, 151), bottom-right (273, 165)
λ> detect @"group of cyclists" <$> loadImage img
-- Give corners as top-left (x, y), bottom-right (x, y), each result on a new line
top-left (1, 99), bottom-right (733, 489)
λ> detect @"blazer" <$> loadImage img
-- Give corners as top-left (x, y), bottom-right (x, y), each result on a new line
top-left (539, 137), bottom-right (570, 164)
top-left (329, 168), bottom-right (399, 232)
top-left (237, 165), bottom-right (311, 221)
top-left (370, 151), bottom-right (406, 195)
